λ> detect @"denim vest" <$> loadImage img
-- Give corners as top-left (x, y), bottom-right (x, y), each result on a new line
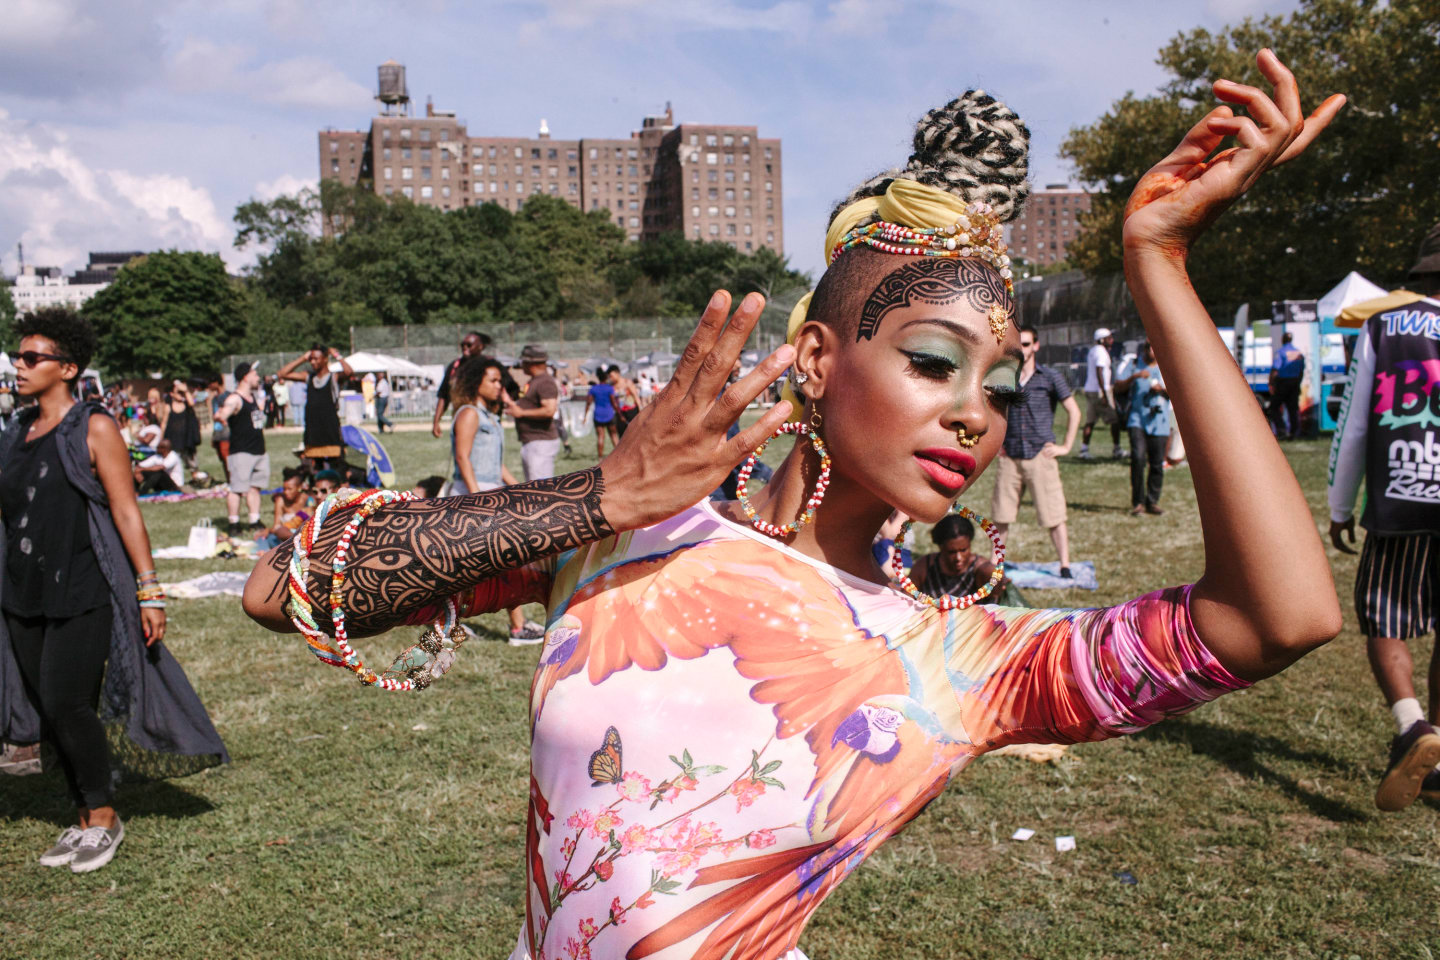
top-left (451, 404), bottom-right (505, 488)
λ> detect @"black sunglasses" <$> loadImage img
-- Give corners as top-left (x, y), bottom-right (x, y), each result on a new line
top-left (10, 350), bottom-right (74, 368)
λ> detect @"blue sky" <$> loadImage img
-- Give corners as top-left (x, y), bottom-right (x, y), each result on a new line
top-left (0, 0), bottom-right (1300, 282)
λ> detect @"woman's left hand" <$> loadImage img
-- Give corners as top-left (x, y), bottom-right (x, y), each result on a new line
top-left (1122, 49), bottom-right (1345, 254)
top-left (141, 607), bottom-right (166, 647)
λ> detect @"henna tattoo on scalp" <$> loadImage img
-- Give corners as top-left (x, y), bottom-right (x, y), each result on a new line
top-left (256, 467), bottom-right (613, 634)
top-left (856, 257), bottom-right (1012, 342)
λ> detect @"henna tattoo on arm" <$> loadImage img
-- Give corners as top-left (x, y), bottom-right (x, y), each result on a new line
top-left (252, 467), bottom-right (613, 634)
top-left (856, 257), bottom-right (1013, 342)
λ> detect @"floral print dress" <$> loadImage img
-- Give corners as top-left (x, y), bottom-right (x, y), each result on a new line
top-left (416, 500), bottom-right (1249, 960)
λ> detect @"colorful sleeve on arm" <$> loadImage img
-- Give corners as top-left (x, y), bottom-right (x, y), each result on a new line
top-left (952, 585), bottom-right (1252, 750)
top-left (1327, 325), bottom-right (1375, 524)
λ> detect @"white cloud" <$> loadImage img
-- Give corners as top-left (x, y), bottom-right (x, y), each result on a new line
top-left (0, 109), bottom-right (233, 274)
top-left (0, 0), bottom-right (176, 100)
top-left (253, 173), bottom-right (316, 201)
top-left (169, 38), bottom-right (372, 112)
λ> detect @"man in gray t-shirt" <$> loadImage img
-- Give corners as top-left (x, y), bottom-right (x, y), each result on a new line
top-left (505, 344), bottom-right (561, 481)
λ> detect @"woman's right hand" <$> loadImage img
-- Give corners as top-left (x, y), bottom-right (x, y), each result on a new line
top-left (598, 291), bottom-right (794, 532)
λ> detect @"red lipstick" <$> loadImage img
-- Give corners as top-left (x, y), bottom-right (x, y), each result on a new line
top-left (914, 447), bottom-right (976, 491)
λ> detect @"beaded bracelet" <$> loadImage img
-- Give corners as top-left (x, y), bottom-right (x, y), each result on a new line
top-left (890, 505), bottom-right (1007, 611)
top-left (286, 488), bottom-right (468, 692)
top-left (137, 583), bottom-right (168, 610)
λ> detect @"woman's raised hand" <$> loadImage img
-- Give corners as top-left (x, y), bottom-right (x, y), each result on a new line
top-left (1122, 49), bottom-right (1345, 253)
top-left (598, 291), bottom-right (793, 532)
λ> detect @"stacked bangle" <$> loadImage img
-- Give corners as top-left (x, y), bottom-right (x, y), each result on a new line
top-left (136, 569), bottom-right (166, 609)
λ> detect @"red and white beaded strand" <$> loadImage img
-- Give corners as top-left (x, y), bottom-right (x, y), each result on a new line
top-left (735, 414), bottom-right (832, 539)
top-left (890, 505), bottom-right (1007, 610)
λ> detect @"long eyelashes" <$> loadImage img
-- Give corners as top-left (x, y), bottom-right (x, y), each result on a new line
top-left (902, 350), bottom-right (1020, 410)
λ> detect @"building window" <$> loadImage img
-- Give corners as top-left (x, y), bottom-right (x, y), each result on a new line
top-left (691, 171), bottom-right (699, 183)
top-left (766, 214), bottom-right (774, 225)
top-left (706, 153), bottom-right (717, 165)
top-left (766, 197), bottom-right (773, 209)
top-left (548, 165), bottom-right (558, 177)
top-left (708, 206), bottom-right (719, 217)
top-left (442, 185), bottom-right (451, 198)
top-left (742, 170), bottom-right (751, 183)
top-left (330, 159), bottom-right (339, 173)
top-left (420, 149), bottom-right (432, 162)
top-left (628, 148), bottom-right (638, 160)
top-left (744, 223), bottom-right (752, 235)
top-left (473, 164), bottom-right (482, 175)
top-left (400, 128), bottom-right (412, 139)
top-left (617, 215), bottom-right (626, 226)
top-left (514, 147), bottom-right (522, 158)
top-left (441, 129), bottom-right (451, 141)
top-left (402, 186), bottom-right (413, 198)
top-left (531, 165), bottom-right (541, 177)
top-left (691, 205), bottom-right (700, 217)
top-left (725, 206), bottom-right (735, 217)
top-left (514, 164), bottom-right (522, 175)
top-left (568, 165), bottom-right (577, 176)
top-left (385, 186), bottom-right (394, 195)
top-left (532, 183), bottom-right (542, 193)
top-left (550, 183), bottom-right (559, 194)
top-left (421, 185), bottom-right (433, 198)
top-left (490, 181), bottom-right (498, 192)
top-left (383, 128), bottom-right (392, 141)
top-left (383, 167), bottom-right (392, 180)
top-left (402, 148), bottom-right (412, 160)
top-left (723, 134), bottom-right (734, 147)
top-left (724, 188), bottom-right (735, 201)
top-left (383, 148), bottom-right (392, 161)
top-left (709, 223), bottom-right (720, 236)
top-left (766, 232), bottom-right (775, 243)
top-left (627, 164), bottom-right (637, 176)
top-left (708, 171), bottom-right (718, 182)
top-left (628, 199), bottom-right (638, 210)
top-left (591, 199), bottom-right (598, 209)
top-left (329, 140), bottom-right (338, 153)
top-left (742, 154), bottom-right (751, 165)
top-left (691, 188), bottom-right (699, 200)
top-left (589, 147), bottom-right (598, 158)
top-left (569, 182), bottom-right (577, 195)
top-left (741, 135), bottom-right (750, 146)
top-left (764, 147), bottom-right (773, 159)
top-left (474, 182), bottom-right (484, 194)
top-left (402, 167), bottom-right (413, 180)
top-left (689, 134), bottom-right (698, 145)
top-left (531, 148), bottom-right (541, 158)
top-left (626, 183), bottom-right (636, 195)
top-left (420, 129), bottom-right (431, 142)
top-left (765, 181), bottom-right (773, 192)
top-left (547, 148), bottom-right (557, 159)
top-left (421, 166), bottom-right (432, 179)
top-left (725, 153), bottom-right (734, 165)
top-left (724, 171), bottom-right (735, 183)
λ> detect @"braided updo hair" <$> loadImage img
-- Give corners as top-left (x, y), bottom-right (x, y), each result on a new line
top-left (830, 90), bottom-right (1031, 226)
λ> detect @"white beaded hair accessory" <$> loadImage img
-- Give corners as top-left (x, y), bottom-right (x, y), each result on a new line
top-left (829, 199), bottom-right (1014, 296)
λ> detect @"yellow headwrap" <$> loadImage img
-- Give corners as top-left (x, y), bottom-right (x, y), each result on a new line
top-left (780, 178), bottom-right (1000, 418)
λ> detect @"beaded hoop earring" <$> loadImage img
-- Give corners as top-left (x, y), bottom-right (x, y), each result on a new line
top-left (735, 410), bottom-right (832, 539)
top-left (287, 488), bottom-right (468, 692)
top-left (890, 505), bottom-right (1006, 610)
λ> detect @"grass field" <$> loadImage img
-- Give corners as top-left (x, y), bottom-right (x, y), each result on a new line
top-left (2, 416), bottom-right (1438, 959)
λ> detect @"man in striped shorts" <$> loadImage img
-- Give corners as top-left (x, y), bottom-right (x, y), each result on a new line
top-left (1328, 231), bottom-right (1440, 812)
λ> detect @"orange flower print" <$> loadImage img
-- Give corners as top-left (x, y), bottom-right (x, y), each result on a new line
top-left (595, 860), bottom-right (614, 881)
top-left (728, 777), bottom-right (766, 811)
top-left (609, 896), bottom-right (627, 925)
top-left (658, 774), bottom-right (698, 803)
top-left (635, 890), bottom-right (655, 910)
top-left (747, 828), bottom-right (777, 849)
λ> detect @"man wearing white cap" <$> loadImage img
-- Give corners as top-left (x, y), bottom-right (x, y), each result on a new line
top-left (1080, 327), bottom-right (1122, 460)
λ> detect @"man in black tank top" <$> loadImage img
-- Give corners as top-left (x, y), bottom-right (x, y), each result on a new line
top-left (215, 362), bottom-right (269, 536)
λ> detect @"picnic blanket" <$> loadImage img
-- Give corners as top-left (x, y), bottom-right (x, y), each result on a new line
top-left (1006, 560), bottom-right (1098, 590)
top-left (165, 571), bottom-right (251, 599)
top-left (137, 487), bottom-right (228, 504)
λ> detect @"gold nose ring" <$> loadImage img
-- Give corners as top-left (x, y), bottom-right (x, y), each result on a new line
top-left (956, 425), bottom-right (980, 449)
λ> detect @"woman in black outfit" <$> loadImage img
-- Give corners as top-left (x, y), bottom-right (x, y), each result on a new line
top-left (0, 308), bottom-right (228, 874)
top-left (278, 344), bottom-right (353, 474)
top-left (159, 380), bottom-right (201, 472)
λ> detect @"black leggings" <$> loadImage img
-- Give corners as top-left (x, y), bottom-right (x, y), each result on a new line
top-left (5, 605), bottom-right (114, 808)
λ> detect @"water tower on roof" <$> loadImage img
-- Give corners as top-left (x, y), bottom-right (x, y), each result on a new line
top-left (376, 60), bottom-right (411, 116)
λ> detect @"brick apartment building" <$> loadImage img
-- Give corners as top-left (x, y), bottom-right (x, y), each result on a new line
top-left (318, 62), bottom-right (783, 253)
top-left (1006, 184), bottom-right (1092, 268)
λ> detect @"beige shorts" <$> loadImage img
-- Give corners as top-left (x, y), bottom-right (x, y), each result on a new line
top-left (1083, 390), bottom-right (1118, 427)
top-left (990, 453), bottom-right (1067, 528)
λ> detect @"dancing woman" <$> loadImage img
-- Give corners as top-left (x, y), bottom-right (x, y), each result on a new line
top-left (0, 309), bottom-right (228, 874)
top-left (246, 53), bottom-right (1343, 959)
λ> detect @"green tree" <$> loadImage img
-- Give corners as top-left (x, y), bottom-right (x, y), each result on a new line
top-left (0, 283), bottom-right (15, 352)
top-left (85, 251), bottom-right (246, 377)
top-left (1061, 0), bottom-right (1440, 308)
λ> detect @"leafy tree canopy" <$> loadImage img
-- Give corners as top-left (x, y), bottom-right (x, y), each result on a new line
top-left (1061, 0), bottom-right (1439, 309)
top-left (85, 251), bottom-right (245, 378)
top-left (0, 284), bottom-right (15, 353)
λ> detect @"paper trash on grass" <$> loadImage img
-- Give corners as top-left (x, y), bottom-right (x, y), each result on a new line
top-left (1055, 835), bottom-right (1076, 852)
top-left (1010, 828), bottom-right (1035, 842)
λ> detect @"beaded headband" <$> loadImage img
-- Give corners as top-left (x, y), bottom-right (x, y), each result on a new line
top-left (830, 200), bottom-right (1014, 297)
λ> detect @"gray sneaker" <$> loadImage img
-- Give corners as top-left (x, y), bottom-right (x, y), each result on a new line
top-left (508, 624), bottom-right (545, 646)
top-left (69, 817), bottom-right (124, 873)
top-left (38, 826), bottom-right (85, 867)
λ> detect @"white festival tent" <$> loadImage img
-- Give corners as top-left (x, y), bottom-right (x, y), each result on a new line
top-left (330, 352), bottom-right (431, 377)
top-left (1318, 271), bottom-right (1388, 336)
